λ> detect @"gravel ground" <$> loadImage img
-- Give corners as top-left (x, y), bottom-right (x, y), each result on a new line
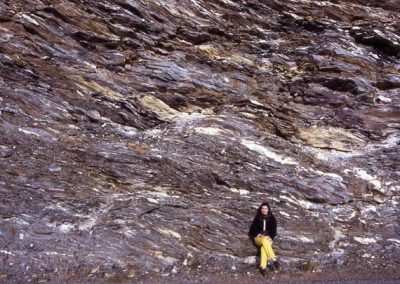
top-left (136, 270), bottom-right (400, 284)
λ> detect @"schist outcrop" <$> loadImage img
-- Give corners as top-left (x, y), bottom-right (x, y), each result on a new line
top-left (0, 0), bottom-right (399, 282)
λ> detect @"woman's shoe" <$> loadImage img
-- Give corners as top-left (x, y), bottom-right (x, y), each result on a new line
top-left (259, 267), bottom-right (268, 276)
top-left (267, 263), bottom-right (275, 271)
top-left (273, 260), bottom-right (280, 270)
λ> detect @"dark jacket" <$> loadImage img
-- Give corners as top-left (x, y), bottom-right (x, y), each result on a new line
top-left (248, 213), bottom-right (277, 240)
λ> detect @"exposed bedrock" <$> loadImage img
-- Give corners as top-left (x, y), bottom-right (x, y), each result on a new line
top-left (0, 0), bottom-right (399, 282)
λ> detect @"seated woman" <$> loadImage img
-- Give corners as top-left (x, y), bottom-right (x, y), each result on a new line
top-left (248, 201), bottom-right (279, 275)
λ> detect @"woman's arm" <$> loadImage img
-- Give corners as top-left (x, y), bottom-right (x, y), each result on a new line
top-left (248, 216), bottom-right (259, 238)
top-left (269, 215), bottom-right (277, 240)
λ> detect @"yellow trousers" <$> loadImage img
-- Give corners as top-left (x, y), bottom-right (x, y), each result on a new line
top-left (254, 236), bottom-right (276, 268)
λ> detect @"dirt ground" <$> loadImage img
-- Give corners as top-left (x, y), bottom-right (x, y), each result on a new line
top-left (137, 269), bottom-right (400, 284)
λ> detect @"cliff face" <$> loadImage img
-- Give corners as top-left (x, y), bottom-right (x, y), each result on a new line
top-left (0, 0), bottom-right (399, 282)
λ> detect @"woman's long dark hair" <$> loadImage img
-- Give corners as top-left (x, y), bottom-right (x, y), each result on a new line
top-left (255, 201), bottom-right (273, 220)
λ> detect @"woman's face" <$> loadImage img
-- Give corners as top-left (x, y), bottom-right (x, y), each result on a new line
top-left (261, 205), bottom-right (269, 215)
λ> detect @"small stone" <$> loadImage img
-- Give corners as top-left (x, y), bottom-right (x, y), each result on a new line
top-left (300, 260), bottom-right (316, 271)
top-left (90, 265), bottom-right (101, 274)
top-left (0, 146), bottom-right (13, 158)
top-left (48, 165), bottom-right (62, 172)
top-left (105, 273), bottom-right (113, 278)
top-left (127, 271), bottom-right (136, 278)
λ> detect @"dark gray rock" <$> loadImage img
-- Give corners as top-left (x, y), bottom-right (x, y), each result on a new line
top-left (0, 0), bottom-right (399, 283)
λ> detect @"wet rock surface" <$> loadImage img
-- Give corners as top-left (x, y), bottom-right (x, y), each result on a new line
top-left (0, 0), bottom-right (399, 282)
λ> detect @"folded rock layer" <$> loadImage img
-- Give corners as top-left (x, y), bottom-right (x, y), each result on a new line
top-left (0, 0), bottom-right (399, 282)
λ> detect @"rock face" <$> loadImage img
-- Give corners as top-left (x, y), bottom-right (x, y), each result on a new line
top-left (0, 0), bottom-right (399, 282)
